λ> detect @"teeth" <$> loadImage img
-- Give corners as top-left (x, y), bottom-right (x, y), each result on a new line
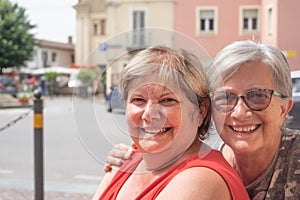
top-left (232, 125), bottom-right (257, 132)
top-left (145, 128), bottom-right (167, 134)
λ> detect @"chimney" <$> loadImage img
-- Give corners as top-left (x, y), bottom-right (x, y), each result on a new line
top-left (68, 36), bottom-right (73, 44)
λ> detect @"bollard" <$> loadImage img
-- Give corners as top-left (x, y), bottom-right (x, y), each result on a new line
top-left (33, 89), bottom-right (44, 200)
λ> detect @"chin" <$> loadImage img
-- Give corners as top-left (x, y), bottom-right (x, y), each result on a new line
top-left (231, 142), bottom-right (257, 154)
top-left (137, 142), bottom-right (165, 153)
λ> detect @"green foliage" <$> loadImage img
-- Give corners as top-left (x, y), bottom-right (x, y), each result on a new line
top-left (45, 72), bottom-right (58, 81)
top-left (77, 69), bottom-right (98, 85)
top-left (0, 0), bottom-right (36, 73)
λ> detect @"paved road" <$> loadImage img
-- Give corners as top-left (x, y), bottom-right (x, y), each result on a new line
top-left (0, 95), bottom-right (131, 199)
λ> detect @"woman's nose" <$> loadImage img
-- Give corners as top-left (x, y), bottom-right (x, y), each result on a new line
top-left (230, 98), bottom-right (251, 118)
top-left (141, 102), bottom-right (162, 123)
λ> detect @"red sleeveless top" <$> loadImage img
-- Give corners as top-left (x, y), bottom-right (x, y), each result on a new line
top-left (99, 150), bottom-right (249, 200)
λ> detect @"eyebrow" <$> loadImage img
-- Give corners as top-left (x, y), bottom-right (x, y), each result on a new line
top-left (160, 90), bottom-right (176, 97)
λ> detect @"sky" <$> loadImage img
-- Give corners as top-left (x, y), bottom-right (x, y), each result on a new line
top-left (10, 0), bottom-right (77, 43)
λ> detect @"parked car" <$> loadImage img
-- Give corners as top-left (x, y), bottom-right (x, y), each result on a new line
top-left (288, 70), bottom-right (300, 129)
top-left (0, 75), bottom-right (18, 98)
top-left (106, 87), bottom-right (125, 112)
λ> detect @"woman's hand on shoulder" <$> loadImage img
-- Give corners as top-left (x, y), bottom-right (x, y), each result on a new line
top-left (157, 167), bottom-right (232, 200)
top-left (104, 143), bottom-right (134, 172)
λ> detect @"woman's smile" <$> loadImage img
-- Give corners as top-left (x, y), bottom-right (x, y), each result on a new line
top-left (141, 127), bottom-right (172, 135)
top-left (229, 124), bottom-right (260, 134)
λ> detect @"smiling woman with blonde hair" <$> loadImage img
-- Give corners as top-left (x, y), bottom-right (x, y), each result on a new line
top-left (93, 46), bottom-right (249, 200)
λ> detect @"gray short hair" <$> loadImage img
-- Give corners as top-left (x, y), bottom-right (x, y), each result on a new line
top-left (207, 40), bottom-right (292, 97)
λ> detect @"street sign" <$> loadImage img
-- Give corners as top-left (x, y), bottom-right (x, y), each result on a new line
top-left (99, 43), bottom-right (108, 51)
top-left (283, 50), bottom-right (297, 58)
top-left (99, 42), bottom-right (123, 51)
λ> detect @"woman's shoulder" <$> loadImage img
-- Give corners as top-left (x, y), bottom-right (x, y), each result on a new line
top-left (283, 128), bottom-right (300, 138)
top-left (92, 170), bottom-right (118, 200)
top-left (157, 166), bottom-right (233, 200)
top-left (158, 151), bottom-right (249, 200)
top-left (281, 128), bottom-right (300, 154)
top-left (280, 128), bottom-right (300, 165)
top-left (265, 128), bottom-right (300, 199)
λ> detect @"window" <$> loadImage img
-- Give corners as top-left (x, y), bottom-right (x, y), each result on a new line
top-left (100, 19), bottom-right (106, 35)
top-left (242, 9), bottom-right (258, 32)
top-left (51, 52), bottom-right (57, 62)
top-left (93, 19), bottom-right (106, 36)
top-left (196, 7), bottom-right (218, 35)
top-left (132, 10), bottom-right (145, 47)
top-left (93, 23), bottom-right (98, 35)
top-left (71, 54), bottom-right (75, 64)
top-left (200, 10), bottom-right (214, 32)
top-left (133, 10), bottom-right (145, 30)
top-left (42, 51), bottom-right (48, 68)
top-left (267, 7), bottom-right (273, 36)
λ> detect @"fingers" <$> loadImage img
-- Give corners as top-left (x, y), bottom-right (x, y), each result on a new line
top-left (104, 163), bottom-right (112, 173)
top-left (131, 141), bottom-right (138, 149)
top-left (115, 143), bottom-right (131, 151)
top-left (106, 154), bottom-right (125, 166)
top-left (104, 143), bottom-right (133, 173)
top-left (104, 152), bottom-right (128, 173)
top-left (110, 144), bottom-right (132, 159)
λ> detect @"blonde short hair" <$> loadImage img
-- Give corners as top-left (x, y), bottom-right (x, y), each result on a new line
top-left (119, 46), bottom-right (211, 139)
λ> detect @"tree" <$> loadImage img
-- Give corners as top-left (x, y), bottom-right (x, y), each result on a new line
top-left (45, 71), bottom-right (58, 96)
top-left (0, 0), bottom-right (36, 74)
top-left (77, 69), bottom-right (98, 86)
top-left (77, 69), bottom-right (98, 97)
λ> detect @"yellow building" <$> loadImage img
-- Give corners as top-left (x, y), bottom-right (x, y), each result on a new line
top-left (74, 0), bottom-right (175, 93)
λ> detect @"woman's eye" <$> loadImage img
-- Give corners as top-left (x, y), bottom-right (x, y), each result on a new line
top-left (131, 98), bottom-right (145, 105)
top-left (159, 98), bottom-right (177, 105)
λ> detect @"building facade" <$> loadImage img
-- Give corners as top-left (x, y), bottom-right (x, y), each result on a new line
top-left (26, 37), bottom-right (75, 69)
top-left (74, 0), bottom-right (175, 90)
top-left (175, 0), bottom-right (300, 70)
top-left (73, 0), bottom-right (300, 91)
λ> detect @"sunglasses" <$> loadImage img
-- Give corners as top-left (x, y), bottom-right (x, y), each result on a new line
top-left (210, 88), bottom-right (287, 113)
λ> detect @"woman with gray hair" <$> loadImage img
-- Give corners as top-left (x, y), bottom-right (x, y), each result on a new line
top-left (93, 46), bottom-right (249, 200)
top-left (207, 40), bottom-right (299, 199)
top-left (105, 41), bottom-right (300, 199)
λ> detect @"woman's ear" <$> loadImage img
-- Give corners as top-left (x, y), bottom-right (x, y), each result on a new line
top-left (280, 98), bottom-right (293, 119)
top-left (198, 99), bottom-right (210, 126)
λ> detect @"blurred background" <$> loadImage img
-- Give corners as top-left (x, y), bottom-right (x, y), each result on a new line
top-left (0, 0), bottom-right (299, 199)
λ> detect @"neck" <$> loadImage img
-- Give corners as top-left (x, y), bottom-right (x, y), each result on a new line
top-left (223, 144), bottom-right (279, 185)
top-left (142, 139), bottom-right (203, 173)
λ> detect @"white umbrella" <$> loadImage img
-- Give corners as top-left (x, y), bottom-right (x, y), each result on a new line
top-left (31, 66), bottom-right (80, 75)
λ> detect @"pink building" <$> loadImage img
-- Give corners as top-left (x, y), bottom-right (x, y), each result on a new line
top-left (175, 0), bottom-right (300, 70)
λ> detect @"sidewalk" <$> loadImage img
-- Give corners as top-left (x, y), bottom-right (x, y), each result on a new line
top-left (0, 94), bottom-right (101, 199)
top-left (0, 188), bottom-right (93, 200)
top-left (0, 94), bottom-right (33, 109)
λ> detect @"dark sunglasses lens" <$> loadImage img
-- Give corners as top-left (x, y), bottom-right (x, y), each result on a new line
top-left (245, 89), bottom-right (271, 110)
top-left (212, 92), bottom-right (237, 112)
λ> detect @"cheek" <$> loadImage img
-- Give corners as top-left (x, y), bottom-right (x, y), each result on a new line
top-left (260, 105), bottom-right (283, 128)
top-left (126, 105), bottom-right (143, 127)
top-left (167, 107), bottom-right (182, 126)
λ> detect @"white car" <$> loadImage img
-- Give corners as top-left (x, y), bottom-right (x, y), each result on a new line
top-left (288, 70), bottom-right (300, 129)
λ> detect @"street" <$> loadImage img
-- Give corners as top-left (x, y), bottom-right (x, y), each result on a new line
top-left (0, 95), bottom-right (131, 199)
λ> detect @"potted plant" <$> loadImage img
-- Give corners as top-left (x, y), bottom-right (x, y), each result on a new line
top-left (17, 92), bottom-right (32, 104)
